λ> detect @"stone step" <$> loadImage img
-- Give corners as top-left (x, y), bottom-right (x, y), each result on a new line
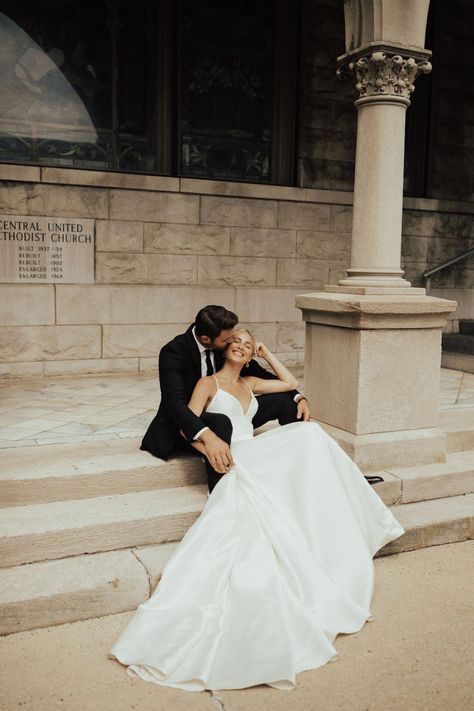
top-left (3, 417), bottom-right (472, 508)
top-left (438, 407), bottom-right (474, 452)
top-left (375, 451), bottom-right (474, 504)
top-left (1, 495), bottom-right (472, 635)
top-left (377, 494), bottom-right (474, 556)
top-left (0, 486), bottom-right (208, 568)
top-left (441, 351), bottom-right (474, 374)
top-left (0, 471), bottom-right (416, 570)
top-left (0, 438), bottom-right (205, 508)
top-left (459, 319), bottom-right (474, 336)
top-left (442, 333), bottom-right (474, 355)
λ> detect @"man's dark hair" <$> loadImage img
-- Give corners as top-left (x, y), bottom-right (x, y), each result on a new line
top-left (194, 305), bottom-right (238, 340)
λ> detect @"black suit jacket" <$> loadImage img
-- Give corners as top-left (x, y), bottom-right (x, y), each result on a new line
top-left (141, 324), bottom-right (292, 460)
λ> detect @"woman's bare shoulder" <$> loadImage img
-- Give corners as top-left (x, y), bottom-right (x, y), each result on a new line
top-left (195, 375), bottom-right (216, 391)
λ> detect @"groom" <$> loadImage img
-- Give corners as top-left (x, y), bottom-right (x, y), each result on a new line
top-left (141, 304), bottom-right (311, 492)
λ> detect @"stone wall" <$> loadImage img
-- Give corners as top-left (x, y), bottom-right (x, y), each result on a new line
top-left (0, 167), bottom-right (352, 378)
top-left (1, 165), bottom-right (472, 377)
top-left (299, 0), bottom-right (356, 190)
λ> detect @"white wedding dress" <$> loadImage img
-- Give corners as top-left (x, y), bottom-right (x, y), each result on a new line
top-left (110, 381), bottom-right (405, 691)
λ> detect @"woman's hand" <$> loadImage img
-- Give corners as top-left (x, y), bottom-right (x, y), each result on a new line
top-left (248, 344), bottom-right (299, 393)
top-left (254, 342), bottom-right (270, 360)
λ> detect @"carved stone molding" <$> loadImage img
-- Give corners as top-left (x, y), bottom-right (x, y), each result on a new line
top-left (337, 51), bottom-right (432, 104)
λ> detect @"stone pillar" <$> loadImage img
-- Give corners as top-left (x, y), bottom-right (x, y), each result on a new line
top-left (334, 50), bottom-right (432, 293)
top-left (296, 0), bottom-right (457, 470)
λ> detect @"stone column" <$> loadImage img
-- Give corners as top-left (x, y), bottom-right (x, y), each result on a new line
top-left (334, 49), bottom-right (432, 293)
top-left (296, 1), bottom-right (457, 470)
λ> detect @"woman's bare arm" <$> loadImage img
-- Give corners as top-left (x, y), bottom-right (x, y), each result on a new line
top-left (187, 376), bottom-right (214, 417)
top-left (243, 344), bottom-right (298, 394)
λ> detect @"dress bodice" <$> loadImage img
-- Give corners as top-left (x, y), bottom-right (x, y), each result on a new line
top-left (206, 379), bottom-right (258, 442)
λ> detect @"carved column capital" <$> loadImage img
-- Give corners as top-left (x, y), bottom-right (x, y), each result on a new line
top-left (337, 47), bottom-right (432, 106)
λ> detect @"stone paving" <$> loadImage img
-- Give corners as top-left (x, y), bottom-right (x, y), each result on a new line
top-left (1, 541), bottom-right (472, 711)
top-left (0, 368), bottom-right (473, 449)
top-left (0, 374), bottom-right (158, 448)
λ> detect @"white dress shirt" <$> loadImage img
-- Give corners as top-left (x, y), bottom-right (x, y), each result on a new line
top-left (192, 327), bottom-right (214, 440)
top-left (192, 327), bottom-right (216, 377)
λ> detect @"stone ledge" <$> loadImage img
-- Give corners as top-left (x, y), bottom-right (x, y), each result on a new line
top-left (320, 423), bottom-right (448, 471)
top-left (0, 164), bottom-right (41, 182)
top-left (0, 485), bottom-right (209, 567)
top-left (41, 167), bottom-right (179, 192)
top-left (441, 352), bottom-right (474, 375)
top-left (382, 451), bottom-right (474, 503)
top-left (403, 196), bottom-right (474, 216)
top-left (0, 549), bottom-right (148, 635)
top-left (1, 445), bottom-right (205, 507)
top-left (1, 495), bottom-right (472, 634)
top-left (0, 362), bottom-right (44, 379)
top-left (0, 162), bottom-right (473, 213)
top-left (438, 407), bottom-right (474, 453)
top-left (296, 291), bottom-right (457, 329)
top-left (377, 494), bottom-right (474, 556)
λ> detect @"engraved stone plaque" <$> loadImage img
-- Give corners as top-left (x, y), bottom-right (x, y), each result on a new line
top-left (0, 215), bottom-right (94, 283)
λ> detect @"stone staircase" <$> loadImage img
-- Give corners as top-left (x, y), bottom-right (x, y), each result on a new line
top-left (1, 412), bottom-right (473, 636)
top-left (442, 320), bottom-right (474, 373)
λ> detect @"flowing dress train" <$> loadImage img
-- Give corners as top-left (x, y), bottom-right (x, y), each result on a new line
top-left (110, 383), bottom-right (404, 691)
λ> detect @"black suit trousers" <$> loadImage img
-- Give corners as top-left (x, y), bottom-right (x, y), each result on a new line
top-left (252, 391), bottom-right (299, 429)
top-left (175, 411), bottom-right (234, 494)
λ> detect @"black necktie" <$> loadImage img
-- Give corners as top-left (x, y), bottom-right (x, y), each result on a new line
top-left (204, 349), bottom-right (214, 376)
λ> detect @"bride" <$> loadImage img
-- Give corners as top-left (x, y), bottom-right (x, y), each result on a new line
top-left (110, 329), bottom-right (405, 691)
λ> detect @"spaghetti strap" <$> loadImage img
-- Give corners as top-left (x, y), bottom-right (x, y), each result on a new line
top-left (239, 376), bottom-right (254, 396)
top-left (211, 374), bottom-right (220, 393)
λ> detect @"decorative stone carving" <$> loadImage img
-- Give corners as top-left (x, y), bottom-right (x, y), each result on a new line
top-left (337, 51), bottom-right (432, 104)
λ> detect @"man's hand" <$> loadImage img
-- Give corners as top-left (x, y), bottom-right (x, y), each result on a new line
top-left (296, 397), bottom-right (311, 422)
top-left (200, 429), bottom-right (234, 474)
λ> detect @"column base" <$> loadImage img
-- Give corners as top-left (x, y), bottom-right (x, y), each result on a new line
top-left (317, 422), bottom-right (448, 471)
top-left (332, 270), bottom-right (424, 295)
top-left (326, 284), bottom-right (426, 295)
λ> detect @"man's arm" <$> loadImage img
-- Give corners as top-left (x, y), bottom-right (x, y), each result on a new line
top-left (187, 377), bottom-right (234, 473)
top-left (159, 345), bottom-right (207, 441)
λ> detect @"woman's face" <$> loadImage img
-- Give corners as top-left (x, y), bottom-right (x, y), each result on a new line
top-left (225, 330), bottom-right (255, 365)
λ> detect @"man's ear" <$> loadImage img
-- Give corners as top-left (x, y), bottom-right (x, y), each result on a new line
top-left (200, 335), bottom-right (212, 347)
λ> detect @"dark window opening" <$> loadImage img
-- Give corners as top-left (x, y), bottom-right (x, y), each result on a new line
top-left (0, 0), bottom-right (299, 185)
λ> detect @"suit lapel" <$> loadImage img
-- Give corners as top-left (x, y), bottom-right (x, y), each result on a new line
top-left (214, 350), bottom-right (225, 372)
top-left (184, 325), bottom-right (202, 378)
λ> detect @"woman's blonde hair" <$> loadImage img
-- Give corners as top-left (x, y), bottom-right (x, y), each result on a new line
top-left (234, 328), bottom-right (255, 343)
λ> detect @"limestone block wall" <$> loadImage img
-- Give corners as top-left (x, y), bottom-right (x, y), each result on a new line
top-left (299, 0), bottom-right (356, 190)
top-left (0, 167), bottom-right (352, 378)
top-left (1, 166), bottom-right (472, 378)
top-left (401, 201), bottom-right (474, 332)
